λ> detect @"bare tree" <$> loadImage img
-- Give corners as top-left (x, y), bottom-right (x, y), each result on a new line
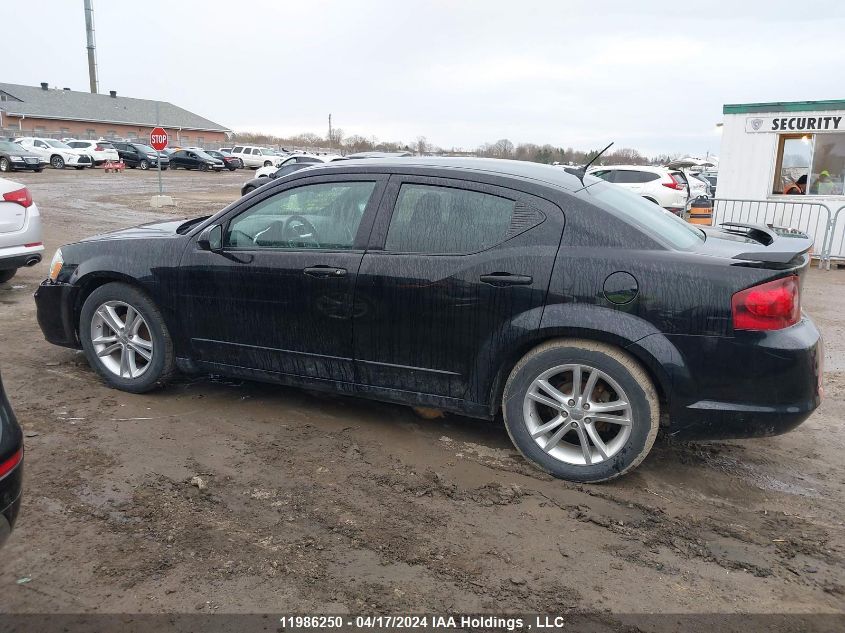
top-left (415, 136), bottom-right (428, 156)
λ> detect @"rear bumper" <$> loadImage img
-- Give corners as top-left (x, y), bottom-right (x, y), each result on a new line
top-left (34, 280), bottom-right (80, 348)
top-left (662, 317), bottom-right (823, 440)
top-left (0, 243), bottom-right (44, 271)
top-left (0, 466), bottom-right (23, 550)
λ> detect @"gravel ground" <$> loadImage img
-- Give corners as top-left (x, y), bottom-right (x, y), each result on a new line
top-left (1, 168), bottom-right (843, 619)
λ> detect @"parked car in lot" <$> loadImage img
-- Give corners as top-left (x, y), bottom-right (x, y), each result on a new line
top-left (168, 149), bottom-right (225, 172)
top-left (13, 137), bottom-right (93, 170)
top-left (201, 149), bottom-right (241, 171)
top-left (111, 142), bottom-right (169, 170)
top-left (0, 367), bottom-right (23, 550)
top-left (254, 154), bottom-right (344, 179)
top-left (0, 178), bottom-right (42, 283)
top-left (588, 165), bottom-right (688, 215)
top-left (65, 140), bottom-right (120, 166)
top-left (34, 158), bottom-right (822, 483)
top-left (241, 161), bottom-right (316, 196)
top-left (697, 171), bottom-right (718, 198)
top-left (0, 141), bottom-right (44, 173)
top-left (228, 146), bottom-right (283, 169)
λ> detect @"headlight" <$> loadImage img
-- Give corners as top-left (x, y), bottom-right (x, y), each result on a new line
top-left (48, 248), bottom-right (64, 281)
top-left (10, 155), bottom-right (23, 161)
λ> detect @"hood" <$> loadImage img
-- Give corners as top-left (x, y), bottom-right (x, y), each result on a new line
top-left (78, 219), bottom-right (188, 243)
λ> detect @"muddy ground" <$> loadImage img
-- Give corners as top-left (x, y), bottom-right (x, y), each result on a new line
top-left (1, 168), bottom-right (843, 618)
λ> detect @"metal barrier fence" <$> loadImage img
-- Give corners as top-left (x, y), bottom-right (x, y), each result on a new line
top-left (713, 199), bottom-right (832, 267)
top-left (827, 205), bottom-right (845, 264)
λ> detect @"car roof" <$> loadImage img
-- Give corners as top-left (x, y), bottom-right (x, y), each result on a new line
top-left (313, 157), bottom-right (588, 191)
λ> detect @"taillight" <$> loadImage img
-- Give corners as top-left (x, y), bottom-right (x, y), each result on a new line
top-left (732, 275), bottom-right (801, 331)
top-left (2, 187), bottom-right (33, 208)
top-left (0, 446), bottom-right (23, 480)
top-left (662, 174), bottom-right (685, 190)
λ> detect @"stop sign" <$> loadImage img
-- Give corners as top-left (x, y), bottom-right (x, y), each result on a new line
top-left (149, 127), bottom-right (168, 151)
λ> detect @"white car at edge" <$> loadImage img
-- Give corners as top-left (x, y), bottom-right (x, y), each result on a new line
top-left (254, 154), bottom-right (344, 178)
top-left (228, 145), bottom-right (285, 169)
top-left (587, 165), bottom-right (689, 215)
top-left (64, 140), bottom-right (120, 166)
top-left (13, 138), bottom-right (94, 170)
top-left (0, 177), bottom-right (43, 283)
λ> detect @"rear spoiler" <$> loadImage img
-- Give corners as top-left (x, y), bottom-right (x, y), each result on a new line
top-left (719, 222), bottom-right (814, 265)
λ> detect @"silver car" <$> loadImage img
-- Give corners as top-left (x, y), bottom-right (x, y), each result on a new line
top-left (0, 177), bottom-right (43, 283)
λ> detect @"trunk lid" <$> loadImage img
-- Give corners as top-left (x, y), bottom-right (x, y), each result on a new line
top-left (694, 222), bottom-right (813, 271)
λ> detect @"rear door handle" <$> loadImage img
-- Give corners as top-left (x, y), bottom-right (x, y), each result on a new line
top-left (480, 273), bottom-right (533, 287)
top-left (304, 266), bottom-right (347, 278)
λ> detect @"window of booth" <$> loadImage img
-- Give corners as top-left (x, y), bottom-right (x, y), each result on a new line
top-left (774, 133), bottom-right (845, 195)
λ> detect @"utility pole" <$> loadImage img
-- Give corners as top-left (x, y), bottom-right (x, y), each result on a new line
top-left (83, 0), bottom-right (99, 94)
top-left (328, 113), bottom-right (332, 149)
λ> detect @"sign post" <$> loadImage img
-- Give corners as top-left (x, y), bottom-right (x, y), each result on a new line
top-left (150, 126), bottom-right (168, 196)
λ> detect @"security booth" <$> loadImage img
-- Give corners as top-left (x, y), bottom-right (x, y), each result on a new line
top-left (717, 99), bottom-right (845, 264)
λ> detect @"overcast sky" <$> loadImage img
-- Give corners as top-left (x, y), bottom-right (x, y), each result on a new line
top-left (3, 1), bottom-right (843, 156)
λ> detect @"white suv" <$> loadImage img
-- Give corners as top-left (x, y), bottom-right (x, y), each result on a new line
top-left (0, 177), bottom-right (43, 283)
top-left (588, 165), bottom-right (689, 214)
top-left (228, 145), bottom-right (283, 169)
top-left (14, 137), bottom-right (93, 170)
top-left (65, 140), bottom-right (120, 166)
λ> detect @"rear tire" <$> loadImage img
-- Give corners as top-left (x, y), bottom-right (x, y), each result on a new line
top-left (0, 269), bottom-right (16, 283)
top-left (242, 185), bottom-right (255, 195)
top-left (79, 282), bottom-right (176, 393)
top-left (502, 339), bottom-right (659, 483)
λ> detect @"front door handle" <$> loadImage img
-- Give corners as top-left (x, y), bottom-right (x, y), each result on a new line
top-left (304, 265), bottom-right (347, 278)
top-left (480, 273), bottom-right (533, 287)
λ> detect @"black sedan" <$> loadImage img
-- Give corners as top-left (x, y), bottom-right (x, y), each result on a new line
top-left (240, 162), bottom-right (316, 196)
top-left (169, 149), bottom-right (225, 172)
top-left (33, 158), bottom-right (822, 483)
top-left (0, 141), bottom-right (43, 173)
top-left (204, 150), bottom-right (242, 170)
top-left (0, 369), bottom-right (23, 549)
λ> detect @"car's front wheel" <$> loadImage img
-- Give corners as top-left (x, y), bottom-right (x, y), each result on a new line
top-left (503, 339), bottom-right (659, 483)
top-left (80, 282), bottom-right (175, 393)
top-left (139, 159), bottom-right (149, 170)
top-left (51, 155), bottom-right (65, 169)
top-left (0, 158), bottom-right (11, 172)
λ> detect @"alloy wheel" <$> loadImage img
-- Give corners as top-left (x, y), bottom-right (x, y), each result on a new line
top-left (0, 158), bottom-right (9, 172)
top-left (90, 300), bottom-right (154, 379)
top-left (522, 363), bottom-right (632, 466)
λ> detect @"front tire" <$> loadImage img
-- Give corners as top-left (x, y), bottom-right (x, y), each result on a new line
top-left (139, 159), bottom-right (149, 170)
top-left (503, 339), bottom-right (659, 483)
top-left (0, 269), bottom-right (16, 283)
top-left (199, 163), bottom-right (208, 172)
top-left (51, 155), bottom-right (65, 169)
top-left (80, 282), bottom-right (175, 393)
top-left (0, 158), bottom-right (11, 172)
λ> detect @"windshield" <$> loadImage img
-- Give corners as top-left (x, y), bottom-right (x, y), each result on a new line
top-left (195, 150), bottom-right (215, 161)
top-left (582, 181), bottom-right (704, 250)
top-left (260, 148), bottom-right (276, 155)
top-left (136, 144), bottom-right (158, 154)
top-left (0, 141), bottom-right (23, 152)
top-left (45, 139), bottom-right (72, 149)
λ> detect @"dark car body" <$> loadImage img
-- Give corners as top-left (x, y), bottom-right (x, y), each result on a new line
top-left (112, 142), bottom-right (169, 170)
top-left (204, 150), bottom-right (241, 171)
top-left (34, 158), bottom-right (822, 443)
top-left (0, 141), bottom-right (43, 173)
top-left (169, 150), bottom-right (225, 172)
top-left (240, 162), bottom-right (316, 196)
top-left (0, 370), bottom-right (23, 549)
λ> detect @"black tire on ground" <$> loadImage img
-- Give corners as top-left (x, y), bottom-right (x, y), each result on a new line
top-left (79, 282), bottom-right (176, 393)
top-left (170, 163), bottom-right (177, 170)
top-left (242, 185), bottom-right (255, 195)
top-left (0, 269), bottom-right (16, 283)
top-left (139, 159), bottom-right (149, 170)
top-left (263, 160), bottom-right (272, 167)
top-left (502, 338), bottom-right (659, 483)
top-left (34, 168), bottom-right (43, 173)
top-left (0, 158), bottom-right (10, 172)
top-left (200, 163), bottom-right (208, 172)
top-left (51, 155), bottom-right (65, 169)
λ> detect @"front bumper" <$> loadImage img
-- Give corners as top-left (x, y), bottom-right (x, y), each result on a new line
top-left (0, 464), bottom-right (23, 550)
top-left (9, 158), bottom-right (42, 171)
top-left (663, 317), bottom-right (823, 440)
top-left (34, 280), bottom-right (80, 348)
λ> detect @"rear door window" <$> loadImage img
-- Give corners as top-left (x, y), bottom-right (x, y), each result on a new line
top-left (384, 184), bottom-right (515, 254)
top-left (232, 146), bottom-right (244, 153)
top-left (614, 170), bottom-right (659, 184)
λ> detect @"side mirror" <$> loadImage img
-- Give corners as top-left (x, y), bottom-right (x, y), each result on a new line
top-left (197, 224), bottom-right (223, 252)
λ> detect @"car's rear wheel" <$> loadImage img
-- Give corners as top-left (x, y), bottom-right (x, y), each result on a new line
top-left (503, 339), bottom-right (659, 483)
top-left (0, 269), bottom-right (16, 283)
top-left (0, 158), bottom-right (11, 172)
top-left (242, 185), bottom-right (256, 195)
top-left (80, 282), bottom-right (175, 393)
top-left (51, 155), bottom-right (65, 169)
top-left (139, 159), bottom-right (149, 170)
